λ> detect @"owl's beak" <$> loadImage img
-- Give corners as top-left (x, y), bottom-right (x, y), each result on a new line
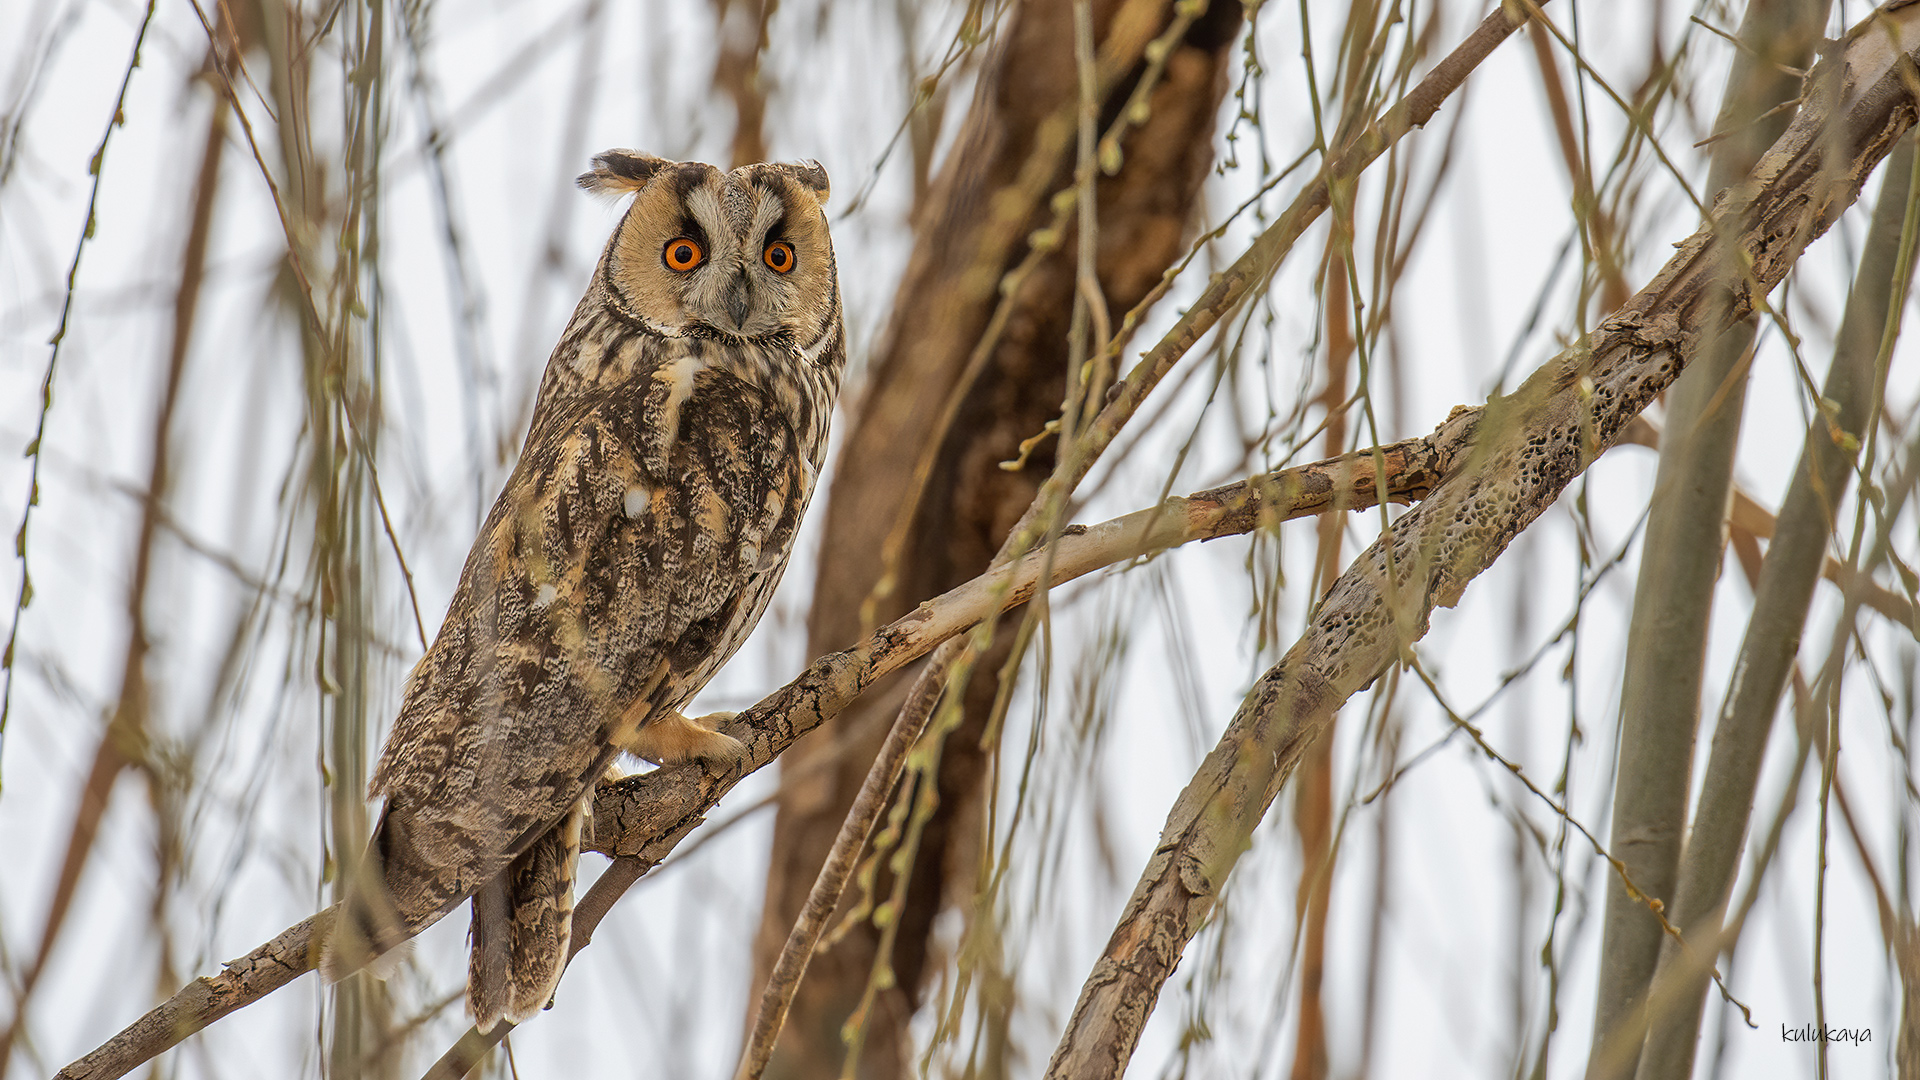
top-left (725, 272), bottom-right (752, 330)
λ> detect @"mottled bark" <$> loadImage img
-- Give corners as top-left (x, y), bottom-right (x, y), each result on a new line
top-left (62, 8), bottom-right (1920, 1080)
top-left (748, 1), bottom-right (1242, 1076)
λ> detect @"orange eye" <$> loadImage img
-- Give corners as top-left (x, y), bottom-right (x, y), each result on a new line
top-left (763, 240), bottom-right (795, 273)
top-left (662, 237), bottom-right (704, 272)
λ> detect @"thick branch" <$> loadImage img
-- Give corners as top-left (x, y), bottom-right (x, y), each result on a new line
top-left (54, 914), bottom-right (328, 1080)
top-left (584, 412), bottom-right (1473, 851)
top-left (1042, 6), bottom-right (1920, 1076)
top-left (54, 414), bottom-right (1471, 1080)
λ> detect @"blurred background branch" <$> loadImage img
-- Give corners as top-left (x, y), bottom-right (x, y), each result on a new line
top-left (4, 3), bottom-right (1919, 1079)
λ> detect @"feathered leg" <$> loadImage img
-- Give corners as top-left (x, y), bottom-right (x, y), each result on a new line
top-left (617, 709), bottom-right (744, 765)
top-left (468, 794), bottom-right (589, 1032)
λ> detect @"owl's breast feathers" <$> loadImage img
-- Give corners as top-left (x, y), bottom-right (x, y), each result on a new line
top-left (365, 337), bottom-right (833, 932)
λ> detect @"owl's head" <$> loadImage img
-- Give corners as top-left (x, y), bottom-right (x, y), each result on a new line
top-left (580, 151), bottom-right (836, 345)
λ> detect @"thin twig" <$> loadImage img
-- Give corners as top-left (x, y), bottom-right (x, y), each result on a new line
top-left (733, 636), bottom-right (961, 1080)
top-left (0, 58), bottom-right (224, 1080)
top-left (0, 0), bottom-right (161, 781)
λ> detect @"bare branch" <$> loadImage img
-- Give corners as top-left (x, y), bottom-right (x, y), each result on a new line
top-left (58, 0), bottom-right (1560, 1071)
top-left (1042, 6), bottom-right (1920, 1075)
top-left (53, 407), bottom-right (1470, 1080)
top-left (59, 9), bottom-right (1920, 1078)
top-left (0, 0), bottom-right (162, 767)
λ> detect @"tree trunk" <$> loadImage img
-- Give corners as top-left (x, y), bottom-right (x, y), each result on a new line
top-left (747, 2), bottom-right (1243, 1075)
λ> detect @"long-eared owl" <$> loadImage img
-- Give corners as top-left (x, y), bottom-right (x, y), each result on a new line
top-left (333, 152), bottom-right (845, 1033)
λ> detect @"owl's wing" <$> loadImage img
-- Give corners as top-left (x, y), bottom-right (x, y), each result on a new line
top-left (360, 367), bottom-right (804, 937)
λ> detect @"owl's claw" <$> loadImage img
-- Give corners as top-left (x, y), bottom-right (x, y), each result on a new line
top-left (617, 709), bottom-right (745, 767)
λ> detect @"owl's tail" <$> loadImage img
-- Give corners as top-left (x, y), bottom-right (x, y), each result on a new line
top-left (467, 794), bottom-right (589, 1033)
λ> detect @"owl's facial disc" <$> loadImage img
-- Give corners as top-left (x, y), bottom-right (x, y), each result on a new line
top-left (604, 157), bottom-right (834, 347)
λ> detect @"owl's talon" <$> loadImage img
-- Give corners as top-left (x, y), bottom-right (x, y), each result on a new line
top-left (617, 710), bottom-right (745, 767)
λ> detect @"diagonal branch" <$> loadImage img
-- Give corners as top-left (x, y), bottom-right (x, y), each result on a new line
top-left (59, 3), bottom-right (1568, 1075)
top-left (55, 410), bottom-right (1474, 1080)
top-left (1041, 5), bottom-right (1920, 1076)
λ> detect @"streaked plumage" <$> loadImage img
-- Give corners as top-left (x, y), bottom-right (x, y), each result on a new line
top-left (331, 152), bottom-right (844, 1032)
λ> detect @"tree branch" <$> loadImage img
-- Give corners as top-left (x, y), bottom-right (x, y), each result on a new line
top-left (66, 8), bottom-right (1920, 1078)
top-left (1042, 6), bottom-right (1920, 1075)
top-left (55, 409), bottom-right (1472, 1080)
top-left (755, 0), bottom-right (1243, 1070)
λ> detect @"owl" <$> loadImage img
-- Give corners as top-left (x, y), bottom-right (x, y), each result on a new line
top-left (328, 151), bottom-right (845, 1033)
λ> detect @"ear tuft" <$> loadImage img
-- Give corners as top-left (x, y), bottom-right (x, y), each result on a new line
top-left (775, 160), bottom-right (830, 207)
top-left (578, 150), bottom-right (671, 195)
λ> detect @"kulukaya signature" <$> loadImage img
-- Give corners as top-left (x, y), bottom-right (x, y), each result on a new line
top-left (1781, 1023), bottom-right (1870, 1045)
